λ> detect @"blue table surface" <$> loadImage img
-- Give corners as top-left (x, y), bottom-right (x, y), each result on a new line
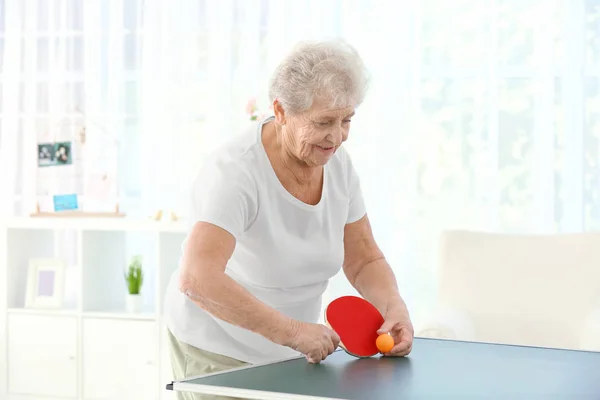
top-left (171, 337), bottom-right (600, 399)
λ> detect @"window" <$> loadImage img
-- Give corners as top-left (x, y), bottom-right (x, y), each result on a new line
top-left (1, 0), bottom-right (599, 311)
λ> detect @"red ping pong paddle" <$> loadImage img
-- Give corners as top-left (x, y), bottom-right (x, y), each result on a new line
top-left (324, 295), bottom-right (386, 358)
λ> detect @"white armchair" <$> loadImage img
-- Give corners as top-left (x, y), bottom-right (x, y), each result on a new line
top-left (418, 230), bottom-right (600, 352)
top-left (417, 307), bottom-right (474, 341)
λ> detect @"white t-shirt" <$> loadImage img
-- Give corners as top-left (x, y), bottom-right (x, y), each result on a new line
top-left (163, 116), bottom-right (367, 364)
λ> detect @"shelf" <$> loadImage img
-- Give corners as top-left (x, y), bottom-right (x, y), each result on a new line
top-left (7, 308), bottom-right (157, 321)
top-left (2, 216), bottom-right (188, 233)
top-left (81, 230), bottom-right (158, 313)
top-left (7, 229), bottom-right (57, 309)
top-left (1, 215), bottom-right (184, 400)
top-left (7, 308), bottom-right (79, 318)
top-left (82, 311), bottom-right (157, 321)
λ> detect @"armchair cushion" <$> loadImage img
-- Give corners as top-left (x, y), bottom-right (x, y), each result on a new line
top-left (417, 307), bottom-right (475, 341)
top-left (580, 308), bottom-right (600, 352)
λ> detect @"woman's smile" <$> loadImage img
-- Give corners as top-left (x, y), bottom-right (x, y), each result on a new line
top-left (315, 144), bottom-right (335, 154)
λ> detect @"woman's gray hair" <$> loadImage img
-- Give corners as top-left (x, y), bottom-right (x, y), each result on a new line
top-left (268, 39), bottom-right (370, 115)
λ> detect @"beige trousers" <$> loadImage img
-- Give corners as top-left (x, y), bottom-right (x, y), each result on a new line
top-left (167, 329), bottom-right (249, 400)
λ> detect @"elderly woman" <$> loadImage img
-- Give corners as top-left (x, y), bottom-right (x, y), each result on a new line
top-left (164, 39), bottom-right (413, 399)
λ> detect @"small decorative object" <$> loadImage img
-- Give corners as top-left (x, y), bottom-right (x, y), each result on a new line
top-left (36, 110), bottom-right (122, 215)
top-left (151, 209), bottom-right (164, 221)
top-left (246, 97), bottom-right (259, 121)
top-left (37, 141), bottom-right (72, 167)
top-left (150, 209), bottom-right (182, 221)
top-left (169, 210), bottom-right (180, 221)
top-left (124, 255), bottom-right (144, 313)
top-left (245, 97), bottom-right (272, 121)
top-left (78, 126), bottom-right (86, 144)
top-left (53, 194), bottom-right (79, 212)
top-left (37, 144), bottom-right (54, 167)
top-left (25, 258), bottom-right (66, 309)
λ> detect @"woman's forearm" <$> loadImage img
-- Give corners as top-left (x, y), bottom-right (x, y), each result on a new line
top-left (352, 258), bottom-right (409, 317)
top-left (179, 269), bottom-right (297, 346)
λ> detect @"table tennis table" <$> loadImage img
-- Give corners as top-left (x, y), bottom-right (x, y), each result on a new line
top-left (166, 337), bottom-right (600, 399)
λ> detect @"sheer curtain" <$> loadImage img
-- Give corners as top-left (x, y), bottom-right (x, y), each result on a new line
top-left (1, 0), bottom-right (599, 326)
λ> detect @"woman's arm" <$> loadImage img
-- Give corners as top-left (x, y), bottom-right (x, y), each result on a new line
top-left (342, 214), bottom-right (413, 356)
top-left (178, 221), bottom-right (297, 346)
top-left (179, 221), bottom-right (340, 363)
top-left (342, 214), bottom-right (409, 317)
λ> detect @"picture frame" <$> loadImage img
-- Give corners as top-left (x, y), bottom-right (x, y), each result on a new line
top-left (25, 258), bottom-right (66, 309)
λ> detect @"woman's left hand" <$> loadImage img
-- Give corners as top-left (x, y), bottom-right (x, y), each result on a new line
top-left (377, 306), bottom-right (414, 357)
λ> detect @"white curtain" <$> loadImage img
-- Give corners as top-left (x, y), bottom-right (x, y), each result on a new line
top-left (1, 0), bottom-right (599, 325)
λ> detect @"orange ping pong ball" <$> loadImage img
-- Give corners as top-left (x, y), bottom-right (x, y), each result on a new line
top-left (376, 333), bottom-right (394, 353)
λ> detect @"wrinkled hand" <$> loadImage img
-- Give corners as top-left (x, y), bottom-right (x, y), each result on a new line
top-left (377, 307), bottom-right (414, 357)
top-left (287, 321), bottom-right (340, 363)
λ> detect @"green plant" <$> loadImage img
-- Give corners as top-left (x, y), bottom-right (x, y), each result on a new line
top-left (124, 255), bottom-right (144, 295)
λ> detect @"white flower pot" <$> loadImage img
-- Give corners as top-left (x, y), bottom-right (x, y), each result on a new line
top-left (126, 294), bottom-right (143, 313)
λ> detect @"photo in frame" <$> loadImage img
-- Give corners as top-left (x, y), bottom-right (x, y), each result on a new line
top-left (37, 141), bottom-right (73, 167)
top-left (25, 258), bottom-right (66, 309)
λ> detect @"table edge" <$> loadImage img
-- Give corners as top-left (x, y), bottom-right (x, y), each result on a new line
top-left (170, 381), bottom-right (345, 400)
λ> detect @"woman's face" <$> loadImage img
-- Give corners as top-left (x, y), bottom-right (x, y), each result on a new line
top-left (274, 99), bottom-right (355, 167)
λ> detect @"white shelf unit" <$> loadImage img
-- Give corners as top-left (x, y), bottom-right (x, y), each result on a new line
top-left (0, 217), bottom-right (188, 400)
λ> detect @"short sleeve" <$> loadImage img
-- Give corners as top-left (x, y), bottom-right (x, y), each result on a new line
top-left (189, 158), bottom-right (257, 239)
top-left (342, 148), bottom-right (367, 224)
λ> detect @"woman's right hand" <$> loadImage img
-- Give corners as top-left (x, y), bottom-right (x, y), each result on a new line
top-left (285, 320), bottom-right (340, 363)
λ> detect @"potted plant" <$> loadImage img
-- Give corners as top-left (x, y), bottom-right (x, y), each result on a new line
top-left (124, 255), bottom-right (144, 313)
